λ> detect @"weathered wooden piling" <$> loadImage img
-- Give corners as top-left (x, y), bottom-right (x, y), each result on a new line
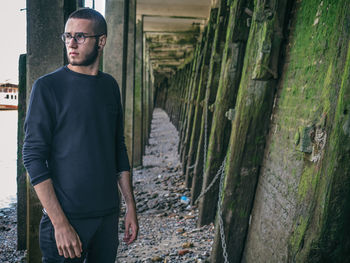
top-left (180, 32), bottom-right (209, 177)
top-left (178, 44), bottom-right (201, 157)
top-left (134, 19), bottom-right (143, 167)
top-left (125, 0), bottom-right (136, 166)
top-left (184, 8), bottom-right (218, 189)
top-left (177, 61), bottom-right (194, 144)
top-left (194, 0), bottom-right (232, 225)
top-left (210, 0), bottom-right (290, 261)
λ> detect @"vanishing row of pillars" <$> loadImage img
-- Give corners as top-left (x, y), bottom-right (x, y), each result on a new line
top-left (17, 0), bottom-right (154, 261)
top-left (157, 0), bottom-right (350, 262)
top-left (157, 0), bottom-right (310, 262)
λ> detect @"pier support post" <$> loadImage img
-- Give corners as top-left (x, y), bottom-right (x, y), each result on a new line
top-left (185, 8), bottom-right (218, 190)
top-left (17, 54), bottom-right (27, 251)
top-left (104, 0), bottom-right (128, 108)
top-left (104, 0), bottom-right (136, 166)
top-left (210, 0), bottom-right (289, 261)
top-left (125, 0), bottom-right (135, 166)
top-left (134, 19), bottom-right (143, 167)
top-left (26, 1), bottom-right (76, 261)
top-left (195, 0), bottom-right (231, 225)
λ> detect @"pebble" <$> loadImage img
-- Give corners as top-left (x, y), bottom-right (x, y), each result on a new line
top-left (178, 249), bottom-right (190, 256)
top-left (182, 242), bottom-right (194, 248)
top-left (0, 204), bottom-right (26, 263)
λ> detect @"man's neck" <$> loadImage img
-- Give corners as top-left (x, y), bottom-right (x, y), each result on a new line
top-left (67, 62), bottom-right (99, 76)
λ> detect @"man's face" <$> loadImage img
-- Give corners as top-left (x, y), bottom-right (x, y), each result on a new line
top-left (64, 18), bottom-right (99, 66)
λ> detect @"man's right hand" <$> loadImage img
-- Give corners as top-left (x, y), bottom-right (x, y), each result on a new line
top-left (54, 222), bottom-right (83, 258)
top-left (33, 179), bottom-right (83, 258)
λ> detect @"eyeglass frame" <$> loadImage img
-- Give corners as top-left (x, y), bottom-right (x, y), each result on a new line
top-left (61, 32), bottom-right (105, 44)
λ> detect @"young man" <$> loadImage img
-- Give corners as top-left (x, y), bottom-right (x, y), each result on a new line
top-left (23, 8), bottom-right (138, 262)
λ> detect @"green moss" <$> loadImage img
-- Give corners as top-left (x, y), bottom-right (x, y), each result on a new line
top-left (285, 0), bottom-right (350, 261)
top-left (294, 128), bottom-right (300, 146)
top-left (297, 164), bottom-right (319, 201)
top-left (322, 62), bottom-right (333, 115)
top-left (290, 216), bottom-right (309, 254)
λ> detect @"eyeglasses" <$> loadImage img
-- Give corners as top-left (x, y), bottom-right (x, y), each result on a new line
top-left (61, 32), bottom-right (104, 44)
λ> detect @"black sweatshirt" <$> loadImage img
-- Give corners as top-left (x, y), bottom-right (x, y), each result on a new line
top-left (23, 66), bottom-right (130, 218)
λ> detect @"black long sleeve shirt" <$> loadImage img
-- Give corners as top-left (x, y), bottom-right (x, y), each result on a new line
top-left (23, 66), bottom-right (130, 218)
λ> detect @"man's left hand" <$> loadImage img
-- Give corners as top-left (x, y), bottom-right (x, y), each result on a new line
top-left (123, 207), bottom-right (138, 244)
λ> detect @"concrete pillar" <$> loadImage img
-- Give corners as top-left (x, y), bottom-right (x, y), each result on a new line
top-left (17, 54), bottom-right (26, 250)
top-left (125, 0), bottom-right (135, 166)
top-left (133, 19), bottom-right (143, 167)
top-left (26, 1), bottom-right (76, 261)
top-left (104, 0), bottom-right (136, 165)
top-left (104, 0), bottom-right (128, 107)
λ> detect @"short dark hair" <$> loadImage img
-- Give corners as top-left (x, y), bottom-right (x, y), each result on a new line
top-left (68, 8), bottom-right (107, 36)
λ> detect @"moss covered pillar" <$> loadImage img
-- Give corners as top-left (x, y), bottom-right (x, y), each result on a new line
top-left (210, 0), bottom-right (290, 261)
top-left (185, 8), bottom-right (218, 189)
top-left (133, 19), bottom-right (143, 167)
top-left (177, 65), bottom-right (190, 150)
top-left (143, 44), bottom-right (150, 146)
top-left (179, 46), bottom-right (199, 153)
top-left (180, 40), bottom-right (205, 175)
top-left (26, 1), bottom-right (76, 261)
top-left (194, 0), bottom-right (232, 223)
top-left (125, 0), bottom-right (135, 166)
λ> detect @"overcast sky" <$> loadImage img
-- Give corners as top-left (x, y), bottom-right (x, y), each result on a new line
top-left (0, 1), bottom-right (105, 84)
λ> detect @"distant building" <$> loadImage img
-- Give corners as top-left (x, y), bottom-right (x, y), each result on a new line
top-left (0, 83), bottom-right (18, 110)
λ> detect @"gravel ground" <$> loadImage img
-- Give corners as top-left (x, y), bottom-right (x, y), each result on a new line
top-left (0, 204), bottom-right (26, 262)
top-left (0, 108), bottom-right (214, 262)
top-left (117, 108), bottom-right (214, 262)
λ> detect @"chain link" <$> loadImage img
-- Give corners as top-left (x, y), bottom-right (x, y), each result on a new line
top-left (187, 164), bottom-right (196, 170)
top-left (217, 155), bottom-right (229, 263)
top-left (194, 156), bottom-right (225, 204)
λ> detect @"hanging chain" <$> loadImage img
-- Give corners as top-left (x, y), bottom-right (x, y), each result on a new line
top-left (187, 164), bottom-right (196, 170)
top-left (194, 98), bottom-right (224, 205)
top-left (194, 155), bottom-right (226, 204)
top-left (192, 98), bottom-right (230, 262)
top-left (217, 155), bottom-right (229, 263)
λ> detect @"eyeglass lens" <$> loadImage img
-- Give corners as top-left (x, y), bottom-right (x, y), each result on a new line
top-left (62, 33), bottom-right (85, 44)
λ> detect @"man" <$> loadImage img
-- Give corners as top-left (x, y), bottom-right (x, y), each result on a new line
top-left (23, 8), bottom-right (138, 262)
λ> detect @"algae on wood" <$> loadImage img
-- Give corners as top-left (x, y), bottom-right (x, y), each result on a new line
top-left (185, 8), bottom-right (218, 188)
top-left (197, 0), bottom-right (249, 226)
top-left (179, 40), bottom-right (206, 173)
top-left (134, 19), bottom-right (143, 167)
top-left (211, 0), bottom-right (289, 261)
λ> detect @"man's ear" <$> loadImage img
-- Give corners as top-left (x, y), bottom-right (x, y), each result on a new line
top-left (98, 35), bottom-right (107, 50)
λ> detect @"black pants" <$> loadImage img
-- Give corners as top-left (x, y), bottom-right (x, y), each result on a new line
top-left (39, 212), bottom-right (119, 263)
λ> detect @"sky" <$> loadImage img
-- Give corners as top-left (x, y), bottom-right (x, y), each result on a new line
top-left (0, 0), bottom-right (105, 84)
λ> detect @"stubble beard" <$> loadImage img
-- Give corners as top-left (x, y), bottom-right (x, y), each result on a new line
top-left (68, 41), bottom-right (99, 66)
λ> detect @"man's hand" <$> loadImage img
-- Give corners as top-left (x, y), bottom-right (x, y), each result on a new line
top-left (118, 171), bottom-right (139, 245)
top-left (54, 221), bottom-right (83, 258)
top-left (123, 207), bottom-right (138, 244)
top-left (33, 179), bottom-right (83, 258)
